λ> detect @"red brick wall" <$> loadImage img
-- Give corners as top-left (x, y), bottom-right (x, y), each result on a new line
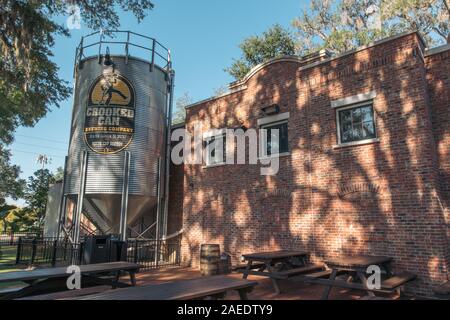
top-left (171, 33), bottom-right (449, 296)
top-left (167, 162), bottom-right (184, 235)
top-left (425, 48), bottom-right (450, 252)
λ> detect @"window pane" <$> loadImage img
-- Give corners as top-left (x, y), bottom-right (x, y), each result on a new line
top-left (363, 121), bottom-right (375, 138)
top-left (361, 106), bottom-right (373, 122)
top-left (280, 122), bottom-right (289, 153)
top-left (206, 135), bottom-right (225, 165)
top-left (352, 108), bottom-right (362, 123)
top-left (340, 110), bottom-right (352, 125)
top-left (338, 104), bottom-right (376, 144)
top-left (263, 122), bottom-right (289, 155)
top-left (352, 123), bottom-right (363, 140)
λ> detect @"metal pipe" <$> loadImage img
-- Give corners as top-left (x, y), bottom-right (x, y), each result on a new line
top-left (98, 31), bottom-right (104, 64)
top-left (150, 39), bottom-right (156, 71)
top-left (154, 157), bottom-right (162, 267)
top-left (119, 151), bottom-right (131, 241)
top-left (125, 31), bottom-right (130, 64)
top-left (56, 156), bottom-right (69, 240)
top-left (162, 69), bottom-right (175, 237)
top-left (73, 151), bottom-right (88, 257)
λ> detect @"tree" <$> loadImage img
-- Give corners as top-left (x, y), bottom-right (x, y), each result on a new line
top-left (0, 0), bottom-right (154, 144)
top-left (0, 145), bottom-right (25, 204)
top-left (7, 207), bottom-right (40, 233)
top-left (212, 85), bottom-right (228, 97)
top-left (0, 203), bottom-right (16, 232)
top-left (225, 24), bottom-right (296, 80)
top-left (172, 92), bottom-right (193, 125)
top-left (385, 0), bottom-right (450, 44)
top-left (292, 0), bottom-right (449, 56)
top-left (23, 169), bottom-right (55, 229)
top-left (53, 166), bottom-right (64, 182)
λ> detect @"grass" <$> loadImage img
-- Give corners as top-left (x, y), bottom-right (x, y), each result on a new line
top-left (0, 245), bottom-right (25, 290)
top-left (0, 245), bottom-right (17, 266)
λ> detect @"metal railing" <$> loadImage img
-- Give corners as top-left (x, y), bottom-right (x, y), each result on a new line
top-left (11, 237), bottom-right (181, 269)
top-left (127, 238), bottom-right (181, 270)
top-left (0, 232), bottom-right (43, 246)
top-left (15, 238), bottom-right (83, 267)
top-left (74, 30), bottom-right (171, 73)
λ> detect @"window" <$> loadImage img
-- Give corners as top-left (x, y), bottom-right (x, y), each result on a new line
top-left (204, 134), bottom-right (226, 166)
top-left (337, 103), bottom-right (376, 144)
top-left (260, 121), bottom-right (289, 156)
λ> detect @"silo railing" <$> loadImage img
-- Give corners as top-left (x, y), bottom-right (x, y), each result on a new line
top-left (74, 30), bottom-right (171, 75)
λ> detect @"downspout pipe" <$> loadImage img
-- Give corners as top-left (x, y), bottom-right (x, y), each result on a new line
top-left (162, 69), bottom-right (175, 237)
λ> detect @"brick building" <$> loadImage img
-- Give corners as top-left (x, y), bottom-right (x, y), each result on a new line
top-left (168, 32), bottom-right (449, 296)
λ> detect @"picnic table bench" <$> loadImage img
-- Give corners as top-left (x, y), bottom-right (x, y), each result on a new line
top-left (433, 281), bottom-right (450, 299)
top-left (0, 261), bottom-right (140, 300)
top-left (294, 255), bottom-right (416, 299)
top-left (239, 250), bottom-right (324, 294)
top-left (65, 275), bottom-right (258, 300)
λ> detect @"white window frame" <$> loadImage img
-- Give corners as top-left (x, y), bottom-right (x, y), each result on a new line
top-left (335, 101), bottom-right (378, 147)
top-left (259, 119), bottom-right (290, 158)
top-left (203, 130), bottom-right (227, 167)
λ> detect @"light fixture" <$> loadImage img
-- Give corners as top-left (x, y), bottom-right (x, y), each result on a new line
top-left (261, 104), bottom-right (280, 116)
top-left (103, 47), bottom-right (113, 66)
top-left (102, 47), bottom-right (115, 76)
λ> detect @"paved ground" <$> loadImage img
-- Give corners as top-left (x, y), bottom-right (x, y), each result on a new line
top-left (131, 267), bottom-right (409, 300)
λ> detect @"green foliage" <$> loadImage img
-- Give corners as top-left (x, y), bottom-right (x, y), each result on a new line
top-left (0, 203), bottom-right (16, 232)
top-left (292, 0), bottom-right (449, 55)
top-left (6, 207), bottom-right (40, 233)
top-left (172, 92), bottom-right (193, 125)
top-left (23, 169), bottom-right (55, 229)
top-left (226, 1), bottom-right (448, 81)
top-left (0, 166), bottom-right (61, 233)
top-left (52, 166), bottom-right (64, 182)
top-left (225, 24), bottom-right (296, 80)
top-left (0, 145), bottom-right (25, 203)
top-left (0, 0), bottom-right (154, 145)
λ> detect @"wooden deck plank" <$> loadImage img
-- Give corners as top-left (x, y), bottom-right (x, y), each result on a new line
top-left (68, 275), bottom-right (258, 300)
top-left (18, 285), bottom-right (112, 300)
top-left (0, 262), bottom-right (140, 283)
top-left (434, 281), bottom-right (450, 295)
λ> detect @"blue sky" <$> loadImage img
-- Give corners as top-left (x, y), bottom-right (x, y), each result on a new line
top-left (8, 0), bottom-right (306, 203)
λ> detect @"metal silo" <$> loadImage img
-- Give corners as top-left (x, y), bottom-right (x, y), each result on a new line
top-left (59, 31), bottom-right (174, 243)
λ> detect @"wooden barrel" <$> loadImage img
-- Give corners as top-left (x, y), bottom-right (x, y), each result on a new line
top-left (200, 244), bottom-right (220, 276)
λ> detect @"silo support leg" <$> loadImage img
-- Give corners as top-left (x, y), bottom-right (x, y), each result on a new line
top-left (119, 152), bottom-right (131, 242)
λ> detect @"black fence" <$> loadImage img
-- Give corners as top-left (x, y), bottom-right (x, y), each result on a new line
top-left (15, 238), bottom-right (83, 267)
top-left (127, 238), bottom-right (181, 270)
top-left (11, 237), bottom-right (181, 269)
top-left (0, 232), bottom-right (43, 246)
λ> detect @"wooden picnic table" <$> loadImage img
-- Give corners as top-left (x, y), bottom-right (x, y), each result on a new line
top-left (0, 261), bottom-right (140, 300)
top-left (240, 250), bottom-right (323, 294)
top-left (65, 275), bottom-right (258, 300)
top-left (321, 255), bottom-right (393, 299)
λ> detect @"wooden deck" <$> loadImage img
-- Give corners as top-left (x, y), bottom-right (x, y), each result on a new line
top-left (118, 267), bottom-right (415, 300)
top-left (7, 266), bottom-right (423, 300)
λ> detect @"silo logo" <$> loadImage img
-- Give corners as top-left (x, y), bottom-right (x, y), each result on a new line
top-left (84, 74), bottom-right (135, 154)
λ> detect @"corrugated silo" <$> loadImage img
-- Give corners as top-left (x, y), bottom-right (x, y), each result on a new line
top-left (60, 31), bottom-right (174, 242)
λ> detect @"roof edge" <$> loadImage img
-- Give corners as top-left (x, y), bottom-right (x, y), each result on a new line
top-left (425, 43), bottom-right (450, 57)
top-left (186, 31), bottom-right (427, 110)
